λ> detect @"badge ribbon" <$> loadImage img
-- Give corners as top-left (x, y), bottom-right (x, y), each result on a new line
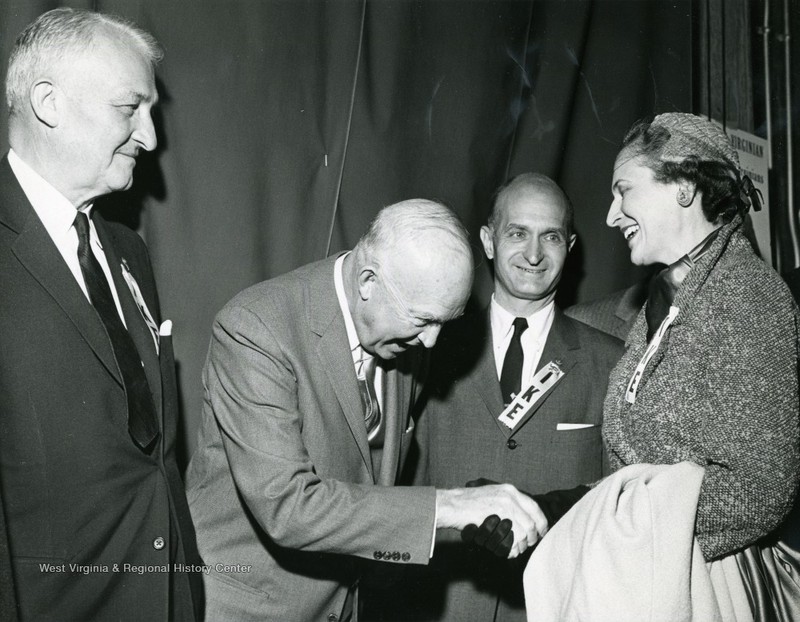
top-left (625, 305), bottom-right (679, 404)
top-left (498, 361), bottom-right (564, 430)
top-left (120, 259), bottom-right (160, 355)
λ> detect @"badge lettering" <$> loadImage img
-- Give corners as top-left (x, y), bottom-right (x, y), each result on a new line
top-left (498, 361), bottom-right (564, 430)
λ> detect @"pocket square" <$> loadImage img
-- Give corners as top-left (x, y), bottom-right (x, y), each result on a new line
top-left (556, 422), bottom-right (597, 431)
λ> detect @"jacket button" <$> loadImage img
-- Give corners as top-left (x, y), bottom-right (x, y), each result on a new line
top-left (153, 536), bottom-right (165, 550)
top-left (328, 614), bottom-right (338, 622)
top-left (391, 551), bottom-right (400, 561)
top-left (373, 551), bottom-right (383, 560)
top-left (401, 552), bottom-right (410, 562)
top-left (507, 439), bottom-right (518, 450)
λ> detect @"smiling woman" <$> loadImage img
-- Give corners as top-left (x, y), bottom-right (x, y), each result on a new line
top-left (588, 113), bottom-right (799, 617)
top-left (602, 113), bottom-right (798, 554)
top-left (522, 113), bottom-right (800, 620)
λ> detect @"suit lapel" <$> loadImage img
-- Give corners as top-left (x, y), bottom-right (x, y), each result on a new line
top-left (505, 309), bottom-right (578, 436)
top-left (94, 216), bottom-right (163, 425)
top-left (617, 281), bottom-right (647, 328)
top-left (309, 256), bottom-right (373, 478)
top-left (467, 312), bottom-right (511, 437)
top-left (1, 158), bottom-right (122, 387)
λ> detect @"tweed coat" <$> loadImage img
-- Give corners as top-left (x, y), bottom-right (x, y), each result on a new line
top-left (603, 215), bottom-right (800, 560)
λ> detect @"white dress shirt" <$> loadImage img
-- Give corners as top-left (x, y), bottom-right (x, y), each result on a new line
top-left (334, 252), bottom-right (437, 554)
top-left (490, 296), bottom-right (555, 387)
top-left (8, 149), bottom-right (127, 325)
top-left (333, 252), bottom-right (383, 409)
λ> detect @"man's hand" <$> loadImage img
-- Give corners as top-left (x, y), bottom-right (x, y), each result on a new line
top-left (435, 484), bottom-right (548, 558)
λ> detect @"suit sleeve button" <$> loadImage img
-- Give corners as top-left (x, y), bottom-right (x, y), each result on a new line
top-left (392, 551), bottom-right (400, 561)
top-left (373, 551), bottom-right (383, 560)
top-left (328, 614), bottom-right (338, 622)
top-left (506, 439), bottom-right (518, 450)
top-left (401, 552), bottom-right (410, 562)
top-left (153, 536), bottom-right (165, 550)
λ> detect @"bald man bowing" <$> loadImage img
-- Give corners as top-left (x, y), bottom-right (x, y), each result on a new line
top-left (186, 200), bottom-right (547, 622)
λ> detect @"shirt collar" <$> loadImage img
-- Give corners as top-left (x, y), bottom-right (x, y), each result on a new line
top-left (8, 148), bottom-right (93, 235)
top-left (333, 252), bottom-right (362, 357)
top-left (490, 294), bottom-right (555, 343)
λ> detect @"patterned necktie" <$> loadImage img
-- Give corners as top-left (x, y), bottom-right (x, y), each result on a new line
top-left (500, 317), bottom-right (528, 405)
top-left (74, 212), bottom-right (160, 451)
top-left (356, 353), bottom-right (382, 441)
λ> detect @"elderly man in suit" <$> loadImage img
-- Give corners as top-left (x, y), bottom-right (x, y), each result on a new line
top-left (186, 200), bottom-right (547, 622)
top-left (379, 174), bottom-right (623, 622)
top-left (0, 8), bottom-right (202, 621)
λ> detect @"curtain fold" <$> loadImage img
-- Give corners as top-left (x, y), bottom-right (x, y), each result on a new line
top-left (0, 0), bottom-right (692, 460)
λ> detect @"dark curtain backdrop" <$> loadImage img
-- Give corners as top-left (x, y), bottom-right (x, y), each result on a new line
top-left (0, 0), bottom-right (692, 462)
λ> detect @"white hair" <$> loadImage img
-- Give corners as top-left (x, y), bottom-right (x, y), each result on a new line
top-left (5, 7), bottom-right (162, 115)
top-left (356, 199), bottom-right (473, 272)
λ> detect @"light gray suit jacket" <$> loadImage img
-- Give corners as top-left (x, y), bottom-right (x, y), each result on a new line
top-left (186, 255), bottom-right (437, 622)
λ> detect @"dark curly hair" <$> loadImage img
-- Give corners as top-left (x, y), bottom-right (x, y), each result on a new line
top-left (620, 118), bottom-right (747, 224)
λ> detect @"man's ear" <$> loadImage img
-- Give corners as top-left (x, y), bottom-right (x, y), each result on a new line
top-left (30, 80), bottom-right (60, 128)
top-left (357, 267), bottom-right (378, 302)
top-left (479, 226), bottom-right (495, 260)
top-left (567, 233), bottom-right (577, 253)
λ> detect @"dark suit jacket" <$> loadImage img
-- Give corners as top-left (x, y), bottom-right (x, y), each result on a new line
top-left (185, 256), bottom-right (438, 622)
top-left (565, 281), bottom-right (648, 341)
top-left (375, 308), bottom-right (622, 622)
top-left (0, 156), bottom-right (202, 620)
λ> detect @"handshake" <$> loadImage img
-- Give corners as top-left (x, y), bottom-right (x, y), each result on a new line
top-left (435, 478), bottom-right (549, 559)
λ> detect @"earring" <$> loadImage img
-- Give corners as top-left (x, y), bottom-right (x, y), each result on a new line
top-left (676, 188), bottom-right (692, 207)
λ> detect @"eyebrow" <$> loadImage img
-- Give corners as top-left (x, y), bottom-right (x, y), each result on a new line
top-left (116, 90), bottom-right (159, 105)
top-left (406, 310), bottom-right (440, 323)
top-left (505, 222), bottom-right (564, 235)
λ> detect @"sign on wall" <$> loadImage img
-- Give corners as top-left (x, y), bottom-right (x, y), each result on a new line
top-left (726, 128), bottom-right (772, 266)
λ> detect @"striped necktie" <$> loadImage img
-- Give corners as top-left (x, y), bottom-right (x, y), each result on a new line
top-left (356, 352), bottom-right (382, 443)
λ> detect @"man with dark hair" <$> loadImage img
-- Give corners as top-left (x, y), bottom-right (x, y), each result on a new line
top-left (0, 8), bottom-right (202, 620)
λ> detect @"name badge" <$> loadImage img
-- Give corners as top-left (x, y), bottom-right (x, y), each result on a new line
top-left (121, 258), bottom-right (160, 354)
top-left (625, 306), bottom-right (679, 404)
top-left (498, 361), bottom-right (564, 430)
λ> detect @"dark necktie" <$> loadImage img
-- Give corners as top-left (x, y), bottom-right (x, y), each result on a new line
top-left (74, 212), bottom-right (160, 451)
top-left (357, 353), bottom-right (382, 443)
top-left (500, 317), bottom-right (528, 405)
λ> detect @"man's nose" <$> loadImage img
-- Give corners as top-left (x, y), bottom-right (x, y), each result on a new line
top-left (523, 238), bottom-right (543, 264)
top-left (133, 110), bottom-right (157, 152)
top-left (418, 324), bottom-right (442, 349)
